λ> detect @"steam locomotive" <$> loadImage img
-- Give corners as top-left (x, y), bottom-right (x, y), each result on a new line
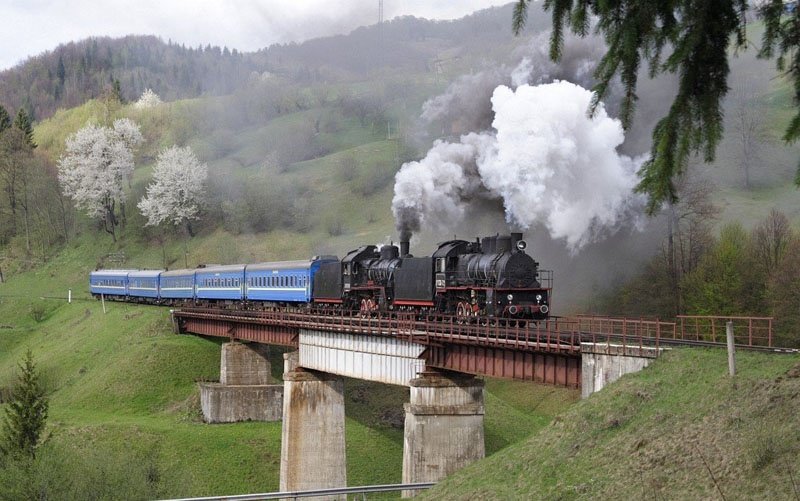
top-left (90, 232), bottom-right (551, 320)
top-left (313, 233), bottom-right (550, 320)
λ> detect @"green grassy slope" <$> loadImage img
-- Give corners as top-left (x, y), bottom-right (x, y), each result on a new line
top-left (423, 348), bottom-right (800, 500)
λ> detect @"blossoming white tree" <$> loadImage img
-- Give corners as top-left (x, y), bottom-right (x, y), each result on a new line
top-left (138, 145), bottom-right (207, 236)
top-left (57, 119), bottom-right (142, 241)
top-left (133, 88), bottom-right (162, 109)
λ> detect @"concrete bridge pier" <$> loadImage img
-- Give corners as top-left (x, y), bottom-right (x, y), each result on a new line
top-left (581, 342), bottom-right (665, 398)
top-left (279, 352), bottom-right (347, 499)
top-left (199, 341), bottom-right (282, 423)
top-left (401, 372), bottom-right (485, 497)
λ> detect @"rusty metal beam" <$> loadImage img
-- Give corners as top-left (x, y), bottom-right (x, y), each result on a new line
top-left (181, 318), bottom-right (299, 347)
top-left (424, 344), bottom-right (581, 388)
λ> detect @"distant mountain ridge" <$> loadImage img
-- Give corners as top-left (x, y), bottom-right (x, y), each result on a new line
top-left (0, 35), bottom-right (257, 120)
top-left (0, 3), bottom-right (547, 121)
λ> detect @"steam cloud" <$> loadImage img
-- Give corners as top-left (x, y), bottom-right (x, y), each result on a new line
top-left (392, 81), bottom-right (644, 251)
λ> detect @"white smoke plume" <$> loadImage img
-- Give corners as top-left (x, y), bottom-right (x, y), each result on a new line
top-left (392, 81), bottom-right (644, 251)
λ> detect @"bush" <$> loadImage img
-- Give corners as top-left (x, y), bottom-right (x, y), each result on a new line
top-left (353, 160), bottom-right (396, 197)
top-left (28, 302), bottom-right (49, 323)
top-left (0, 442), bottom-right (168, 500)
top-left (214, 176), bottom-right (311, 234)
top-left (325, 215), bottom-right (346, 237)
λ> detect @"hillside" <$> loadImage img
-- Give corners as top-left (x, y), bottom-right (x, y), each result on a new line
top-left (423, 348), bottom-right (800, 500)
top-left (0, 236), bottom-right (579, 497)
top-left (0, 3), bottom-right (547, 121)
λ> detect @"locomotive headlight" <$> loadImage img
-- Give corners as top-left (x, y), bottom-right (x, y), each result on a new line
top-left (536, 294), bottom-right (542, 301)
top-left (507, 294), bottom-right (513, 301)
top-left (516, 240), bottom-right (527, 251)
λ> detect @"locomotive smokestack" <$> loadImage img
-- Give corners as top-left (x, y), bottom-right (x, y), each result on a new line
top-left (400, 229), bottom-right (411, 257)
top-left (400, 237), bottom-right (410, 258)
top-left (511, 232), bottom-right (523, 251)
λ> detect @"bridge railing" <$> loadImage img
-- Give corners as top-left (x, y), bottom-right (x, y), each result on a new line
top-left (410, 312), bottom-right (581, 353)
top-left (676, 315), bottom-right (773, 347)
top-left (575, 314), bottom-right (774, 348)
top-left (173, 308), bottom-right (775, 352)
top-left (575, 315), bottom-right (676, 338)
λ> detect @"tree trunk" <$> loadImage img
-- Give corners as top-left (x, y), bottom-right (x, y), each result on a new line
top-left (5, 170), bottom-right (17, 234)
top-left (161, 235), bottom-right (167, 269)
top-left (21, 176), bottom-right (30, 253)
top-left (58, 192), bottom-right (70, 241)
top-left (23, 206), bottom-right (30, 253)
top-left (667, 202), bottom-right (681, 316)
top-left (104, 199), bottom-right (118, 242)
top-left (104, 209), bottom-right (117, 243)
top-left (185, 220), bottom-right (195, 238)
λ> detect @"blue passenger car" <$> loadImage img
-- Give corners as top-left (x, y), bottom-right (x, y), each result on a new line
top-left (245, 258), bottom-right (334, 303)
top-left (195, 265), bottom-right (245, 301)
top-left (127, 270), bottom-right (163, 299)
top-left (160, 269), bottom-right (196, 301)
top-left (89, 269), bottom-right (137, 298)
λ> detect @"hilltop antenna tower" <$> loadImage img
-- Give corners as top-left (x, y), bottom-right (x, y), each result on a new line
top-left (379, 0), bottom-right (384, 24)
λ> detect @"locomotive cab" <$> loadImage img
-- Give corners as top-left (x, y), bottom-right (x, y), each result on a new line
top-left (340, 244), bottom-right (402, 311)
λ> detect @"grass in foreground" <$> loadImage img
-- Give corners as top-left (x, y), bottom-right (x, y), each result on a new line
top-left (424, 348), bottom-right (800, 500)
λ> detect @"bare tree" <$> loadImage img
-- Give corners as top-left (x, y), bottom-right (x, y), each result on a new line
top-left (768, 237), bottom-right (800, 347)
top-left (664, 170), bottom-right (719, 314)
top-left (730, 81), bottom-right (768, 190)
top-left (0, 129), bottom-right (30, 236)
top-left (751, 209), bottom-right (792, 277)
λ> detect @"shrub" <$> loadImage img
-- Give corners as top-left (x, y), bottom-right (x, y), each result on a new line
top-left (28, 302), bottom-right (48, 323)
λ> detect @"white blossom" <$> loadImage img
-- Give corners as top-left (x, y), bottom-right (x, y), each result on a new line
top-left (133, 88), bottom-right (163, 109)
top-left (58, 120), bottom-right (142, 221)
top-left (138, 145), bottom-right (208, 228)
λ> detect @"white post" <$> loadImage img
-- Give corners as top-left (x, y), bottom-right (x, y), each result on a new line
top-left (726, 321), bottom-right (736, 377)
top-left (101, 293), bottom-right (106, 314)
top-left (68, 289), bottom-right (72, 304)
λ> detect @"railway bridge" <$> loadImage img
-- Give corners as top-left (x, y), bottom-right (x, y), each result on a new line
top-left (171, 307), bottom-right (774, 497)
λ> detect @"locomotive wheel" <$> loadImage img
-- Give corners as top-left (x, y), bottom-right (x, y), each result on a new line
top-left (456, 302), bottom-right (470, 324)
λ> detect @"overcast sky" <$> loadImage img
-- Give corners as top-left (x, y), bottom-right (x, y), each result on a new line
top-left (0, 1), bottom-right (513, 70)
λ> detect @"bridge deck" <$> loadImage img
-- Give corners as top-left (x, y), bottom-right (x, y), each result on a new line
top-left (171, 308), bottom-right (780, 387)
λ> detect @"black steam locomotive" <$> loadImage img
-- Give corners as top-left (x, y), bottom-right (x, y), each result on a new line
top-left (313, 233), bottom-right (551, 320)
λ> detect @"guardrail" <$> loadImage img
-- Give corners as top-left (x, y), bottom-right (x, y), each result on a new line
top-left (160, 482), bottom-right (436, 500)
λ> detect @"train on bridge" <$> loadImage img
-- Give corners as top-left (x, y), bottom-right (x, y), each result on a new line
top-left (90, 233), bottom-right (552, 320)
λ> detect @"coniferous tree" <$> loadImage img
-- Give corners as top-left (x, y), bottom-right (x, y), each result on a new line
top-left (512, 0), bottom-right (800, 212)
top-left (111, 77), bottom-right (124, 104)
top-left (0, 349), bottom-right (49, 460)
top-left (56, 54), bottom-right (66, 85)
top-left (13, 108), bottom-right (35, 149)
top-left (0, 105), bottom-right (10, 134)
